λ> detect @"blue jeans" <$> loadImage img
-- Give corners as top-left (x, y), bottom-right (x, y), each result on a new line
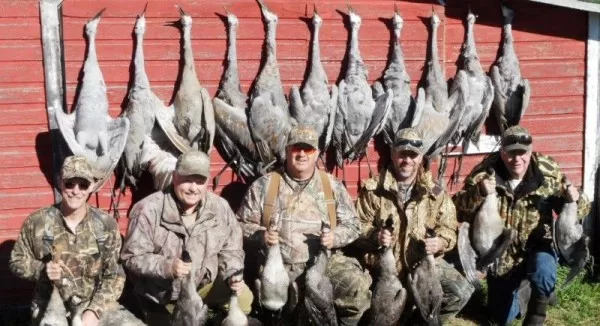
top-left (487, 249), bottom-right (557, 325)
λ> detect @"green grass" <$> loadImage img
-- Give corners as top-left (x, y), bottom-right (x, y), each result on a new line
top-left (447, 266), bottom-right (600, 326)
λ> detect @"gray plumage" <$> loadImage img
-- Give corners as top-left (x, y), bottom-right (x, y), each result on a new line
top-left (248, 0), bottom-right (292, 164)
top-left (158, 6), bottom-right (215, 155)
top-left (55, 9), bottom-right (130, 192)
top-left (122, 6), bottom-right (169, 188)
top-left (377, 5), bottom-right (414, 146)
top-left (39, 287), bottom-right (69, 326)
top-left (171, 252), bottom-right (208, 326)
top-left (451, 9), bottom-right (494, 147)
top-left (555, 179), bottom-right (590, 286)
top-left (334, 6), bottom-right (392, 167)
top-left (288, 7), bottom-right (338, 151)
top-left (412, 11), bottom-right (457, 158)
top-left (256, 216), bottom-right (289, 311)
top-left (369, 217), bottom-right (407, 326)
top-left (490, 5), bottom-right (530, 133)
top-left (213, 9), bottom-right (263, 182)
top-left (222, 272), bottom-right (249, 326)
top-left (304, 223), bottom-right (337, 326)
top-left (408, 233), bottom-right (442, 326)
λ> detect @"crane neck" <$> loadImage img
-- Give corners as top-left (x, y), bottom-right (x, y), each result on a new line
top-left (311, 23), bottom-right (322, 69)
top-left (265, 22), bottom-right (277, 60)
top-left (391, 27), bottom-right (403, 63)
top-left (133, 32), bottom-right (150, 88)
top-left (430, 24), bottom-right (439, 63)
top-left (182, 26), bottom-right (197, 76)
top-left (227, 26), bottom-right (239, 71)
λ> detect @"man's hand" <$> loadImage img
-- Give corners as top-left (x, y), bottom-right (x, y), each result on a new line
top-left (564, 185), bottom-right (580, 203)
top-left (46, 261), bottom-right (62, 281)
top-left (264, 230), bottom-right (279, 246)
top-left (321, 230), bottom-right (335, 249)
top-left (81, 310), bottom-right (100, 326)
top-left (479, 175), bottom-right (496, 196)
top-left (424, 237), bottom-right (443, 255)
top-left (171, 259), bottom-right (191, 278)
top-left (229, 277), bottom-right (245, 296)
top-left (378, 228), bottom-right (392, 248)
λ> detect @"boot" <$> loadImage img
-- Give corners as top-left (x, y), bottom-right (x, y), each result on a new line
top-left (516, 279), bottom-right (532, 318)
top-left (522, 293), bottom-right (549, 326)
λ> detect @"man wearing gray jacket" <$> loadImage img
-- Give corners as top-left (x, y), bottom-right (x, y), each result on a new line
top-left (121, 150), bottom-right (253, 325)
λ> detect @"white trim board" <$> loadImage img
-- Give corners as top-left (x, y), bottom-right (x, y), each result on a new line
top-left (530, 0), bottom-right (600, 13)
top-left (584, 12), bottom-right (600, 200)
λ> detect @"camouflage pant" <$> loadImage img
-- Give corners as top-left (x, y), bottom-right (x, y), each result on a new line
top-left (282, 253), bottom-right (372, 326)
top-left (137, 275), bottom-right (254, 326)
top-left (436, 258), bottom-right (475, 322)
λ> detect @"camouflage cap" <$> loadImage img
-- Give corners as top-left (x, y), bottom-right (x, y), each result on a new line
top-left (176, 150), bottom-right (210, 178)
top-left (501, 125), bottom-right (532, 152)
top-left (393, 128), bottom-right (424, 154)
top-left (61, 155), bottom-right (95, 182)
top-left (287, 125), bottom-right (319, 149)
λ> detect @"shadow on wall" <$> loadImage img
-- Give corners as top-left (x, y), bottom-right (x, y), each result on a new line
top-left (0, 240), bottom-right (33, 309)
top-left (35, 131), bottom-right (58, 192)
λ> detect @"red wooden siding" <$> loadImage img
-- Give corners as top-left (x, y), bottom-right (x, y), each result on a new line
top-left (0, 0), bottom-right (588, 304)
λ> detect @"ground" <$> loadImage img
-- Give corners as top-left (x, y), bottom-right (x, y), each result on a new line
top-left (447, 266), bottom-right (600, 326)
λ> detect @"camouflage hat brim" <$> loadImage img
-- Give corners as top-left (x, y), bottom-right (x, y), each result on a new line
top-left (503, 143), bottom-right (531, 152)
top-left (395, 144), bottom-right (422, 155)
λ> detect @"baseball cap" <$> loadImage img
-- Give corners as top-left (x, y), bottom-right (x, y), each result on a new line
top-left (393, 128), bottom-right (424, 155)
top-left (61, 156), bottom-right (95, 182)
top-left (287, 125), bottom-right (319, 149)
top-left (175, 150), bottom-right (210, 178)
top-left (501, 126), bottom-right (532, 152)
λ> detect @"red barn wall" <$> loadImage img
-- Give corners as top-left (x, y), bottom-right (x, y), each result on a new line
top-left (0, 0), bottom-right (588, 304)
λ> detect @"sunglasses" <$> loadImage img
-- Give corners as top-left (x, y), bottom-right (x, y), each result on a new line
top-left (502, 134), bottom-right (532, 146)
top-left (395, 139), bottom-right (423, 148)
top-left (64, 179), bottom-right (91, 191)
top-left (290, 144), bottom-right (317, 155)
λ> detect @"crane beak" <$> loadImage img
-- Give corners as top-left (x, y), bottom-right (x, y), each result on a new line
top-left (175, 4), bottom-right (187, 16)
top-left (313, 3), bottom-right (318, 15)
top-left (223, 6), bottom-right (230, 15)
top-left (92, 8), bottom-right (106, 20)
top-left (139, 2), bottom-right (148, 18)
top-left (394, 3), bottom-right (399, 15)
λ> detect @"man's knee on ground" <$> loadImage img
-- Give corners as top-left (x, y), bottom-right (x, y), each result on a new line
top-left (527, 251), bottom-right (557, 296)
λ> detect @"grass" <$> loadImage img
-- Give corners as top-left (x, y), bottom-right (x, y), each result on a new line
top-left (447, 265), bottom-right (600, 326)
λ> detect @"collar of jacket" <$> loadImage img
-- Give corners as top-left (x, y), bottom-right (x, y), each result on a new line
top-left (379, 165), bottom-right (441, 200)
top-left (160, 188), bottom-right (216, 235)
top-left (280, 167), bottom-right (319, 192)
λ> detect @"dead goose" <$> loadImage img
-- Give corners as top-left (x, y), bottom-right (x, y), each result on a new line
top-left (121, 5), bottom-right (174, 190)
top-left (555, 178), bottom-right (590, 286)
top-left (369, 216), bottom-right (407, 326)
top-left (412, 10), bottom-right (464, 160)
top-left (55, 8), bottom-right (130, 192)
top-left (213, 8), bottom-right (263, 186)
top-left (222, 271), bottom-right (248, 326)
top-left (304, 222), bottom-right (337, 326)
top-left (447, 8), bottom-right (494, 184)
top-left (458, 168), bottom-right (514, 288)
top-left (40, 246), bottom-right (69, 326)
top-left (408, 230), bottom-right (442, 326)
top-left (288, 5), bottom-right (338, 152)
top-left (248, 0), bottom-right (292, 166)
top-left (256, 215), bottom-right (289, 311)
top-left (171, 250), bottom-right (208, 326)
top-left (156, 5), bottom-right (215, 156)
top-left (374, 5), bottom-right (414, 146)
top-left (334, 5), bottom-right (393, 178)
top-left (490, 4), bottom-right (530, 133)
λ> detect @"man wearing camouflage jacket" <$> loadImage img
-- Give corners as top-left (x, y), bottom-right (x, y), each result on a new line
top-left (120, 150), bottom-right (253, 326)
top-left (454, 126), bottom-right (590, 325)
top-left (10, 155), bottom-right (125, 326)
top-left (355, 128), bottom-right (474, 323)
top-left (238, 125), bottom-right (372, 325)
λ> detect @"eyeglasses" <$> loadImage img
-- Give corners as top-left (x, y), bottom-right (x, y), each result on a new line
top-left (290, 144), bottom-right (317, 155)
top-left (64, 179), bottom-right (91, 191)
top-left (394, 139), bottom-right (423, 148)
top-left (502, 134), bottom-right (532, 146)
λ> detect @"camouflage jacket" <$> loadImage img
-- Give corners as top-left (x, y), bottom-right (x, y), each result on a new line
top-left (120, 188), bottom-right (244, 304)
top-left (453, 152), bottom-right (590, 276)
top-left (237, 170), bottom-right (360, 265)
top-left (9, 204), bottom-right (125, 319)
top-left (355, 166), bottom-right (458, 275)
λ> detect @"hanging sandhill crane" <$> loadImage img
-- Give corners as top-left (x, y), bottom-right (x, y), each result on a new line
top-left (333, 5), bottom-right (393, 176)
top-left (412, 10), bottom-right (465, 161)
top-left (447, 9), bottom-right (494, 184)
top-left (55, 9), bottom-right (130, 193)
top-left (490, 4), bottom-right (530, 133)
top-left (155, 5), bottom-right (215, 155)
top-left (121, 5), bottom-right (171, 188)
top-left (248, 0), bottom-right (292, 165)
top-left (213, 9), bottom-right (263, 187)
top-left (373, 5), bottom-right (414, 146)
top-left (288, 6), bottom-right (337, 152)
